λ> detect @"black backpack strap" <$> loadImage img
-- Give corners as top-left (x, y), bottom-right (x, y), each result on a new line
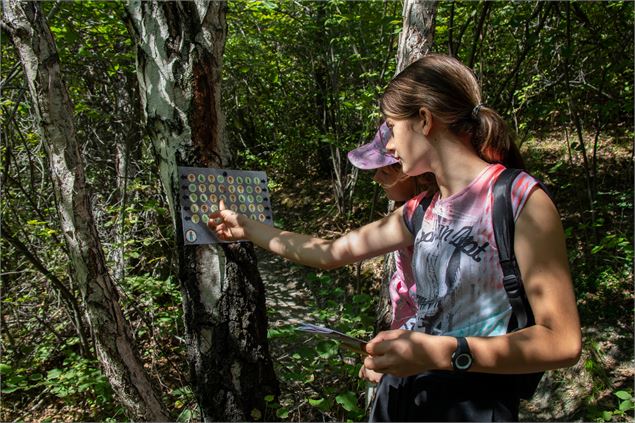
top-left (492, 168), bottom-right (535, 331)
top-left (404, 195), bottom-right (433, 236)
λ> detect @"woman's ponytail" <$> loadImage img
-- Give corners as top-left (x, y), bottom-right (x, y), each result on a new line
top-left (474, 106), bottom-right (525, 169)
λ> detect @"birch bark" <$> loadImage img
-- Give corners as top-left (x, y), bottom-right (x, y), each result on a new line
top-left (126, 1), bottom-right (279, 420)
top-left (396, 0), bottom-right (438, 72)
top-left (1, 1), bottom-right (169, 420)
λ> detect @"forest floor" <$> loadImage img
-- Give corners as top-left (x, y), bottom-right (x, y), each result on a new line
top-left (259, 132), bottom-right (634, 422)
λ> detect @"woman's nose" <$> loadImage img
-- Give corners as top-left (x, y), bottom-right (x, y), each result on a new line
top-left (385, 137), bottom-right (395, 155)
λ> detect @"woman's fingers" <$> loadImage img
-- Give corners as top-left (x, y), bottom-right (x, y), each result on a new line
top-left (206, 199), bottom-right (244, 241)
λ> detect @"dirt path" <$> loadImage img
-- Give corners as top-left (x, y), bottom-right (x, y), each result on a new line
top-left (258, 249), bottom-right (314, 327)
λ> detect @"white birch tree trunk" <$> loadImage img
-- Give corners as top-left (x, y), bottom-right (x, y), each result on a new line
top-left (396, 0), bottom-right (438, 72)
top-left (126, 1), bottom-right (279, 420)
top-left (1, 1), bottom-right (169, 420)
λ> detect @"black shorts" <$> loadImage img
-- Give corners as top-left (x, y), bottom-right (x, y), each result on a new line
top-left (369, 372), bottom-right (522, 422)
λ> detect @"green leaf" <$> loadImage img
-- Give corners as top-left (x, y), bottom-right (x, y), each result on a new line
top-left (251, 408), bottom-right (262, 421)
top-left (29, 373), bottom-right (44, 381)
top-left (316, 340), bottom-right (337, 358)
top-left (615, 390), bottom-right (633, 400)
top-left (619, 399), bottom-right (634, 412)
top-left (308, 398), bottom-right (325, 407)
top-left (176, 409), bottom-right (192, 422)
top-left (335, 391), bottom-right (361, 412)
top-left (591, 245), bottom-right (604, 254)
top-left (47, 368), bottom-right (62, 380)
top-left (275, 407), bottom-right (289, 419)
top-left (0, 363), bottom-right (11, 375)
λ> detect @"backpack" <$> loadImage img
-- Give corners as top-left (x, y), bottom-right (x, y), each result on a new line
top-left (403, 168), bottom-right (544, 399)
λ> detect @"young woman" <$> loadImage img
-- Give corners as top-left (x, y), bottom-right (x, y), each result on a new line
top-left (208, 54), bottom-right (581, 421)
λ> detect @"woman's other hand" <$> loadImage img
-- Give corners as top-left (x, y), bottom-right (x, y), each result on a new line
top-left (359, 365), bottom-right (384, 384)
top-left (363, 330), bottom-right (453, 377)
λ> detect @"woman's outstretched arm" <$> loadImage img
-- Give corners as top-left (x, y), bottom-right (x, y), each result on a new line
top-left (208, 200), bottom-right (414, 270)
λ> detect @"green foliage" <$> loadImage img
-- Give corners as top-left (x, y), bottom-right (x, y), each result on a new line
top-left (224, 0), bottom-right (400, 179)
top-left (1, 351), bottom-right (123, 419)
top-left (265, 271), bottom-right (374, 421)
top-left (585, 389), bottom-right (635, 422)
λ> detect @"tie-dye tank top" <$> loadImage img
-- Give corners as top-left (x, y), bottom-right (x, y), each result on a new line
top-left (403, 164), bottom-right (538, 337)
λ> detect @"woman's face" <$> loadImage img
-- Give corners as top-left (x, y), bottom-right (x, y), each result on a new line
top-left (373, 165), bottom-right (416, 202)
top-left (384, 117), bottom-right (430, 176)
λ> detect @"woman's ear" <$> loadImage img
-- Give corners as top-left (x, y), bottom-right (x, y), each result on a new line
top-left (418, 107), bottom-right (433, 136)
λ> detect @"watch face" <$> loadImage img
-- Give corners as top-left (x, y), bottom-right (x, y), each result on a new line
top-left (455, 353), bottom-right (472, 370)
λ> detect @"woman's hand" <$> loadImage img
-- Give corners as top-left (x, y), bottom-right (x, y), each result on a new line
top-left (207, 200), bottom-right (249, 241)
top-left (363, 330), bottom-right (453, 377)
top-left (358, 365), bottom-right (384, 384)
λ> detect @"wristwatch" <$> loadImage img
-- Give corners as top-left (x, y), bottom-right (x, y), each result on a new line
top-left (451, 337), bottom-right (473, 372)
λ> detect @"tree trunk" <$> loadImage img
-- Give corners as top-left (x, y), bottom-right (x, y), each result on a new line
top-left (113, 76), bottom-right (142, 284)
top-left (396, 0), bottom-right (438, 71)
top-left (376, 0), bottom-right (438, 333)
top-left (1, 1), bottom-right (169, 420)
top-left (126, 1), bottom-right (279, 420)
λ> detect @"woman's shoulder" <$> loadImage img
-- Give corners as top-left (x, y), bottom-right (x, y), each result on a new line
top-left (493, 165), bottom-right (543, 221)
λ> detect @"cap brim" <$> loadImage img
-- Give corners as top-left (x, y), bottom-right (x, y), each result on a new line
top-left (347, 123), bottom-right (398, 170)
top-left (347, 143), bottom-right (398, 170)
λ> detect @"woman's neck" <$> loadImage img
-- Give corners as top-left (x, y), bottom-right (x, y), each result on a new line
top-left (430, 131), bottom-right (489, 199)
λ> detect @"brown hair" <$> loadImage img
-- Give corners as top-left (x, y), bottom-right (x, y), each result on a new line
top-left (380, 54), bottom-right (524, 169)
